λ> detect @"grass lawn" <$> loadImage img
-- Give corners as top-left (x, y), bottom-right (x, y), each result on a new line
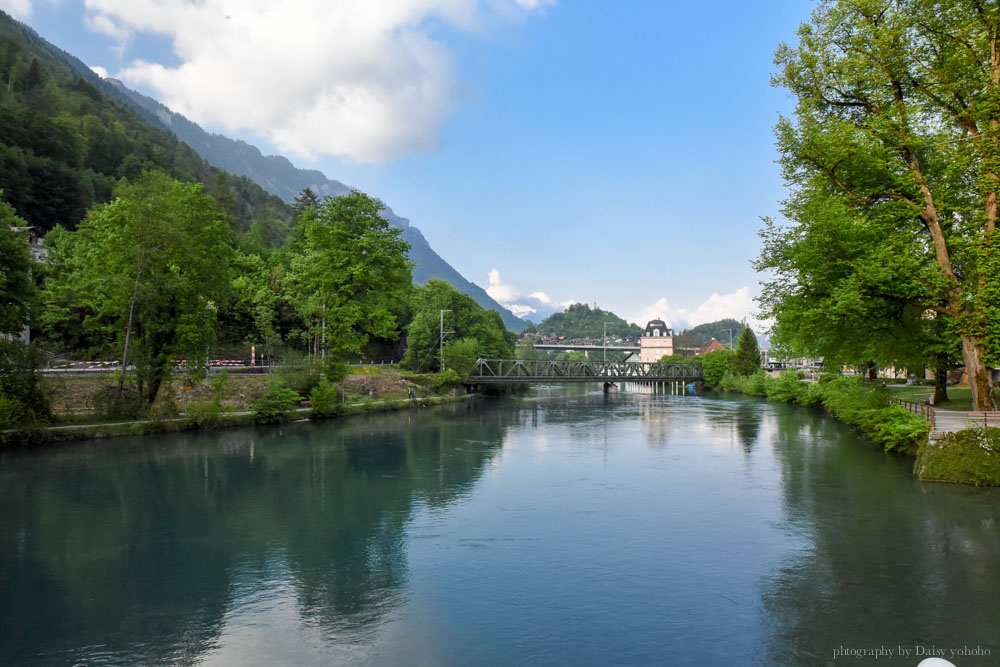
top-left (888, 385), bottom-right (977, 411)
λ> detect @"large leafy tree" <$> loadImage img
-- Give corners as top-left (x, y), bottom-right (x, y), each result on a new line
top-left (402, 279), bottom-right (517, 373)
top-left (0, 191), bottom-right (33, 335)
top-left (41, 171), bottom-right (234, 404)
top-left (286, 191), bottom-right (412, 367)
top-left (762, 0), bottom-right (1000, 409)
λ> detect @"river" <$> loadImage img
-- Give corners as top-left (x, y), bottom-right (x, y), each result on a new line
top-left (1, 387), bottom-right (998, 665)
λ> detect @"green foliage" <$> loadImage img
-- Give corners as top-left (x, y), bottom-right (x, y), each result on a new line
top-left (0, 340), bottom-right (50, 435)
top-left (309, 378), bottom-right (343, 418)
top-left (762, 0), bottom-right (1000, 409)
top-left (916, 428), bottom-right (1000, 486)
top-left (251, 379), bottom-right (303, 424)
top-left (535, 303), bottom-right (640, 339)
top-left (443, 337), bottom-right (480, 381)
top-left (402, 279), bottom-right (516, 373)
top-left (286, 191), bottom-right (411, 362)
top-left (733, 325), bottom-right (761, 376)
top-left (184, 373), bottom-right (228, 428)
top-left (0, 16), bottom-right (293, 236)
top-left (434, 369), bottom-right (461, 390)
top-left (0, 192), bottom-right (34, 336)
top-left (701, 349), bottom-right (736, 387)
top-left (720, 370), bottom-right (768, 396)
top-left (41, 171), bottom-right (234, 405)
top-left (91, 378), bottom-right (144, 421)
top-left (765, 370), bottom-right (805, 403)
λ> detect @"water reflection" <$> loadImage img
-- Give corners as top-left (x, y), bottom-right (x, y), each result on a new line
top-left (0, 404), bottom-right (504, 665)
top-left (761, 402), bottom-right (1000, 664)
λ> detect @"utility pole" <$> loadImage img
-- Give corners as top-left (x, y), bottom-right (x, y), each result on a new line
top-left (440, 309), bottom-right (453, 371)
top-left (726, 328), bottom-right (733, 349)
top-left (604, 321), bottom-right (612, 362)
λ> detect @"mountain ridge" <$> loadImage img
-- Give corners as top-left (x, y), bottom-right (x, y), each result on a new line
top-left (98, 78), bottom-right (526, 333)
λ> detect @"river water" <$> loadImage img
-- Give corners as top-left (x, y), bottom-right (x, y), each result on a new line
top-left (1, 387), bottom-right (998, 666)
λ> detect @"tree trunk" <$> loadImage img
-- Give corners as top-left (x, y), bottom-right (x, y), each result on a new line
top-left (933, 360), bottom-right (949, 406)
top-left (867, 361), bottom-right (878, 381)
top-left (961, 334), bottom-right (998, 410)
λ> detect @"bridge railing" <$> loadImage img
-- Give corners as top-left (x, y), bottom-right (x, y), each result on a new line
top-left (472, 359), bottom-right (703, 382)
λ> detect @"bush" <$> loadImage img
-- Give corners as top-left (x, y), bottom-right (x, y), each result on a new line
top-left (765, 369), bottom-right (803, 403)
top-left (701, 349), bottom-right (736, 387)
top-left (309, 378), bottom-right (343, 418)
top-left (183, 372), bottom-right (228, 427)
top-left (92, 380), bottom-right (145, 421)
top-left (720, 369), bottom-right (767, 396)
top-left (434, 368), bottom-right (462, 391)
top-left (915, 428), bottom-right (1000, 485)
top-left (0, 340), bottom-right (51, 430)
top-left (251, 380), bottom-right (303, 424)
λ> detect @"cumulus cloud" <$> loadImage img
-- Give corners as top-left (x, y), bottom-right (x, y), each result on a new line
top-left (80, 0), bottom-right (549, 163)
top-left (486, 269), bottom-right (573, 321)
top-left (0, 0), bottom-right (33, 18)
top-left (90, 65), bottom-right (109, 78)
top-left (631, 286), bottom-right (759, 332)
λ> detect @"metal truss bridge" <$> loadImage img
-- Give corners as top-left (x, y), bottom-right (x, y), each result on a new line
top-left (471, 359), bottom-right (704, 384)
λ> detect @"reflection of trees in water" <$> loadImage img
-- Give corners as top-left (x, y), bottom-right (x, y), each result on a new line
top-left (761, 408), bottom-right (1000, 664)
top-left (699, 395), bottom-right (766, 455)
top-left (734, 401), bottom-right (762, 454)
top-left (0, 405), bottom-right (505, 664)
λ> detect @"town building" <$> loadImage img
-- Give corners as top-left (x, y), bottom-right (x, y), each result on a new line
top-left (695, 337), bottom-right (727, 356)
top-left (639, 319), bottom-right (673, 363)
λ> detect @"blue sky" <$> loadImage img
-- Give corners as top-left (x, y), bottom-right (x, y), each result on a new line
top-left (4, 0), bottom-right (815, 329)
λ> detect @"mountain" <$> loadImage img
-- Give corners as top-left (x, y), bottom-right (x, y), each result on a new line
top-left (0, 11), bottom-right (292, 238)
top-left (98, 79), bottom-right (527, 333)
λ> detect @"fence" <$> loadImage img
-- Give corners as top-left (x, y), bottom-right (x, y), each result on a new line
top-left (888, 397), bottom-right (935, 427)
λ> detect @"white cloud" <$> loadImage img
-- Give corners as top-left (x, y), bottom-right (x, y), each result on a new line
top-left (81, 0), bottom-right (549, 163)
top-left (486, 268), bottom-right (522, 304)
top-left (486, 269), bottom-right (573, 321)
top-left (631, 286), bottom-right (759, 332)
top-left (90, 65), bottom-right (109, 78)
top-left (0, 0), bottom-right (33, 18)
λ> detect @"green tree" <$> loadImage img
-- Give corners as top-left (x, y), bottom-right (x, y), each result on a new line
top-left (733, 325), bottom-right (761, 376)
top-left (536, 303), bottom-right (640, 339)
top-left (765, 0), bottom-right (1000, 409)
top-left (41, 171), bottom-right (234, 405)
top-left (402, 279), bottom-right (516, 373)
top-left (701, 348), bottom-right (737, 387)
top-left (286, 191), bottom-right (411, 367)
top-left (0, 192), bottom-right (34, 335)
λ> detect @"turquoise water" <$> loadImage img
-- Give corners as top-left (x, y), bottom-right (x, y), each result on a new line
top-left (1, 387), bottom-right (998, 665)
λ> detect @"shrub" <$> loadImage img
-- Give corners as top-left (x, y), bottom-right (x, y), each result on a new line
top-left (92, 380), bottom-right (145, 421)
top-left (251, 380), bottom-right (303, 424)
top-left (915, 428), bottom-right (1000, 485)
top-left (0, 340), bottom-right (51, 430)
top-left (765, 369), bottom-right (803, 403)
top-left (434, 368), bottom-right (462, 391)
top-left (701, 349), bottom-right (736, 387)
top-left (309, 378), bottom-right (343, 418)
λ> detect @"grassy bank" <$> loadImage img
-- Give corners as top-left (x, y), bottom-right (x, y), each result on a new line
top-left (915, 429), bottom-right (1000, 486)
top-left (719, 370), bottom-right (929, 454)
top-left (717, 370), bottom-right (1000, 486)
top-left (3, 366), bottom-right (474, 445)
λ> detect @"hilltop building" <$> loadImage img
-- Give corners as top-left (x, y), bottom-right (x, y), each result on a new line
top-left (639, 319), bottom-right (674, 363)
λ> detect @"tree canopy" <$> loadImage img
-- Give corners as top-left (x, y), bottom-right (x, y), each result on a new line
top-left (0, 192), bottom-right (34, 336)
top-left (286, 191), bottom-right (412, 367)
top-left (402, 279), bottom-right (516, 374)
top-left (760, 0), bottom-right (1000, 409)
top-left (41, 171), bottom-right (234, 404)
top-left (535, 303), bottom-right (640, 339)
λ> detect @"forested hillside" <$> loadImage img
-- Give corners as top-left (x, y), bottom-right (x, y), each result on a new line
top-left (100, 67), bottom-right (527, 332)
top-left (0, 10), bottom-right (293, 240)
top-left (535, 304), bottom-right (641, 339)
top-left (674, 319), bottom-right (745, 349)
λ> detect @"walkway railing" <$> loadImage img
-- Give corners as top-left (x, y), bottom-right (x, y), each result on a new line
top-left (888, 397), bottom-right (935, 428)
top-left (472, 359), bottom-right (703, 383)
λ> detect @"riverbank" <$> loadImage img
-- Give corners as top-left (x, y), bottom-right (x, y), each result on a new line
top-left (717, 370), bottom-right (1000, 486)
top-left (4, 366), bottom-right (477, 446)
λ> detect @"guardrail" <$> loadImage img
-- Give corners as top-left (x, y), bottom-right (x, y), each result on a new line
top-left (888, 397), bottom-right (936, 428)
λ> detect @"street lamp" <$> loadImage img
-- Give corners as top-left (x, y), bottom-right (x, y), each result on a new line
top-left (440, 309), bottom-right (453, 371)
top-left (726, 328), bottom-right (733, 349)
top-left (603, 321), bottom-right (613, 361)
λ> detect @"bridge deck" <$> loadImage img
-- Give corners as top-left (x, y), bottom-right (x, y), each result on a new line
top-left (471, 359), bottom-right (703, 384)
